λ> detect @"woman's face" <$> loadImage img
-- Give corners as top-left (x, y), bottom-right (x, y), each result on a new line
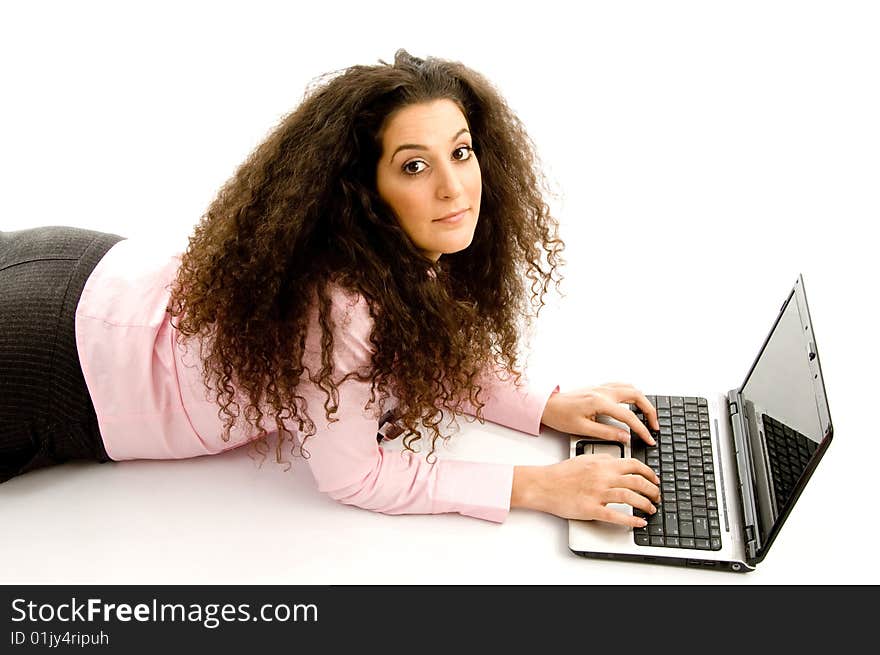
top-left (375, 98), bottom-right (481, 261)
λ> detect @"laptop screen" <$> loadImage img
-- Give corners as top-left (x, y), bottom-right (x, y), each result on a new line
top-left (738, 276), bottom-right (832, 557)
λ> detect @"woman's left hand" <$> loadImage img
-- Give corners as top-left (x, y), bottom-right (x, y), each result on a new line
top-left (540, 382), bottom-right (660, 446)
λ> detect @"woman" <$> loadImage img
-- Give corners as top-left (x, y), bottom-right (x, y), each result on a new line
top-left (0, 49), bottom-right (660, 528)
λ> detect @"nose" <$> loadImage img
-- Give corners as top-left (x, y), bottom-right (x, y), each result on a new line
top-left (434, 159), bottom-right (464, 199)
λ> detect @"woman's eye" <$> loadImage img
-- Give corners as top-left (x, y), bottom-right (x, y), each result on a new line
top-left (453, 145), bottom-right (473, 160)
top-left (403, 160), bottom-right (427, 175)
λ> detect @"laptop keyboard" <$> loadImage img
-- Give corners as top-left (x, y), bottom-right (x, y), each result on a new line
top-left (630, 396), bottom-right (722, 551)
top-left (762, 413), bottom-right (818, 510)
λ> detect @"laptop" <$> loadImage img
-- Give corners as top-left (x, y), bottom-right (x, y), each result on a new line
top-left (567, 274), bottom-right (833, 572)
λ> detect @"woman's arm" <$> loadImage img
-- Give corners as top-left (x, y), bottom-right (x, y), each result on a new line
top-left (297, 286), bottom-right (516, 523)
top-left (459, 370), bottom-right (661, 446)
top-left (454, 364), bottom-right (560, 435)
top-left (510, 458), bottom-right (660, 527)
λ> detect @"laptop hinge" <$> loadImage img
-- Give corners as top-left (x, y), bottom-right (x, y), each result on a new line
top-left (727, 389), bottom-right (761, 562)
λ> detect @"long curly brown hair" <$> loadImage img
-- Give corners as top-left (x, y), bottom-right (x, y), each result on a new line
top-left (166, 49), bottom-right (565, 466)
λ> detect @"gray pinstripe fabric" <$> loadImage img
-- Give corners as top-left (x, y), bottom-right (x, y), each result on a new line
top-left (0, 225), bottom-right (125, 482)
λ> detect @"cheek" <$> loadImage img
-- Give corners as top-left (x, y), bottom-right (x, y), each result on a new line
top-left (468, 162), bottom-right (482, 204)
top-left (379, 177), bottom-right (416, 218)
top-left (400, 186), bottom-right (430, 215)
top-left (394, 189), bottom-right (430, 234)
top-left (383, 183), bottom-right (429, 235)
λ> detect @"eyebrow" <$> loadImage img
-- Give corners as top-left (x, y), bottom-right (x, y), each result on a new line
top-left (389, 128), bottom-right (471, 164)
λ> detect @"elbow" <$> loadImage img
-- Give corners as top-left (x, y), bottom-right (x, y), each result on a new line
top-left (318, 451), bottom-right (426, 515)
top-left (310, 446), bottom-right (434, 515)
top-left (324, 473), bottom-right (393, 512)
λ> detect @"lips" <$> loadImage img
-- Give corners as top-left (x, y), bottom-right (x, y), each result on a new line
top-left (434, 208), bottom-right (469, 222)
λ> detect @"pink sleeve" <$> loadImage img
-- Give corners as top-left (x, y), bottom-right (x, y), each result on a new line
top-left (296, 286), bottom-right (515, 523)
top-left (456, 365), bottom-right (560, 436)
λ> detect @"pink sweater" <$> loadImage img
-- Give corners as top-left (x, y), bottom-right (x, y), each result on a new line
top-left (74, 237), bottom-right (559, 523)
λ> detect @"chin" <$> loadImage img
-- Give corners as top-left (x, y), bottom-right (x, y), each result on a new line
top-left (442, 224), bottom-right (478, 252)
top-left (437, 235), bottom-right (476, 257)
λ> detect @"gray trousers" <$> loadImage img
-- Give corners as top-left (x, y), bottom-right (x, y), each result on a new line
top-left (0, 225), bottom-right (124, 483)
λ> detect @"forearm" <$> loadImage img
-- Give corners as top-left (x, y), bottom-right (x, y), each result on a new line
top-left (460, 375), bottom-right (559, 436)
top-left (326, 453), bottom-right (514, 523)
top-left (510, 465), bottom-right (545, 513)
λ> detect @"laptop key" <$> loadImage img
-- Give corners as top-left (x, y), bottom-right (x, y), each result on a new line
top-left (631, 441), bottom-right (647, 462)
top-left (694, 517), bottom-right (710, 538)
top-left (635, 533), bottom-right (650, 546)
top-left (695, 539), bottom-right (711, 550)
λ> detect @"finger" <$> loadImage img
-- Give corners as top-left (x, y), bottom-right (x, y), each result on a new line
top-left (593, 505), bottom-right (647, 529)
top-left (615, 457), bottom-right (660, 484)
top-left (605, 487), bottom-right (658, 515)
top-left (602, 384), bottom-right (660, 432)
top-left (579, 419), bottom-right (631, 444)
top-left (598, 399), bottom-right (655, 446)
top-left (627, 390), bottom-right (660, 432)
top-left (618, 473), bottom-right (661, 502)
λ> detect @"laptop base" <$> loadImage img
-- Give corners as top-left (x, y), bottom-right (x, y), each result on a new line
top-left (569, 548), bottom-right (754, 573)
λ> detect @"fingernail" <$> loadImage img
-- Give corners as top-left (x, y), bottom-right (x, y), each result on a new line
top-left (637, 518), bottom-right (647, 527)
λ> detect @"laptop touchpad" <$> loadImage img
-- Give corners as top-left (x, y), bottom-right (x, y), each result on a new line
top-left (576, 439), bottom-right (625, 458)
top-left (584, 441), bottom-right (623, 458)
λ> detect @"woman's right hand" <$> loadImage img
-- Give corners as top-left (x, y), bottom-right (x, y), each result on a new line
top-left (511, 455), bottom-right (661, 527)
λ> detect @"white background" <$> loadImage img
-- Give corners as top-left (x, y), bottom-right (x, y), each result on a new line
top-left (1, 1), bottom-right (877, 584)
